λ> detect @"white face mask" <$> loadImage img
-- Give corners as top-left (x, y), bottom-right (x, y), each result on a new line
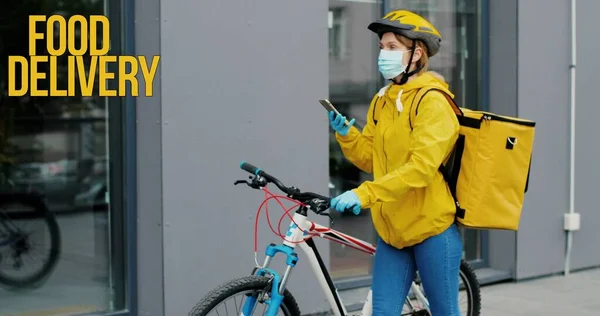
top-left (377, 49), bottom-right (409, 79)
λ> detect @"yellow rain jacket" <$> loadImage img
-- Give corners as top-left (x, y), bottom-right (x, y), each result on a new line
top-left (335, 72), bottom-right (460, 249)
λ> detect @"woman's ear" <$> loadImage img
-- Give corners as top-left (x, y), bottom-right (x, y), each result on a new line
top-left (411, 46), bottom-right (423, 64)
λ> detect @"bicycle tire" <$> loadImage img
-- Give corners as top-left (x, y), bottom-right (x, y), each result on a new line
top-left (0, 193), bottom-right (61, 289)
top-left (459, 259), bottom-right (481, 316)
top-left (409, 259), bottom-right (481, 316)
top-left (189, 275), bottom-right (301, 316)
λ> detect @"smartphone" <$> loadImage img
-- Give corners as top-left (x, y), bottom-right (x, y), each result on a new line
top-left (319, 99), bottom-right (340, 114)
top-left (319, 99), bottom-right (351, 126)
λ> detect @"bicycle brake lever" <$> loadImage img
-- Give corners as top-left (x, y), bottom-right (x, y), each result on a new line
top-left (234, 180), bottom-right (250, 186)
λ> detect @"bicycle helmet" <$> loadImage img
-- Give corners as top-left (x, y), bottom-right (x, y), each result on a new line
top-left (368, 10), bottom-right (442, 57)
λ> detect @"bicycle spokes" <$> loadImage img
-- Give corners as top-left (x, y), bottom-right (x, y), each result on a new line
top-left (0, 202), bottom-right (60, 289)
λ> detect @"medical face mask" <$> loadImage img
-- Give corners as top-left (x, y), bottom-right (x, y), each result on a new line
top-left (378, 49), bottom-right (408, 80)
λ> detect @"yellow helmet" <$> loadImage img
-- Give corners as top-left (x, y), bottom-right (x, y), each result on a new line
top-left (368, 10), bottom-right (442, 57)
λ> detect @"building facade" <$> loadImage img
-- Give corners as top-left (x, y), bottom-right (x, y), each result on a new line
top-left (0, 0), bottom-right (599, 315)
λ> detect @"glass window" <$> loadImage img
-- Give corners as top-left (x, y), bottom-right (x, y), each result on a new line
top-left (0, 1), bottom-right (127, 314)
top-left (328, 0), bottom-right (381, 280)
top-left (388, 0), bottom-right (483, 112)
top-left (328, 8), bottom-right (347, 60)
top-left (328, 0), bottom-right (486, 280)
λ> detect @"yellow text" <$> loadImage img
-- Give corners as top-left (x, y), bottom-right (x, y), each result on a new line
top-left (8, 55), bottom-right (160, 97)
top-left (28, 15), bottom-right (110, 56)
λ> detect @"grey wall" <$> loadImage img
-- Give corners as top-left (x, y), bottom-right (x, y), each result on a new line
top-left (516, 0), bottom-right (571, 279)
top-left (486, 0), bottom-right (518, 276)
top-left (487, 0), bottom-right (600, 280)
top-left (135, 0), bottom-right (164, 313)
top-left (571, 0), bottom-right (600, 271)
top-left (159, 0), bottom-right (330, 315)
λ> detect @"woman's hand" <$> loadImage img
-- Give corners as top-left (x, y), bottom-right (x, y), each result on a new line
top-left (330, 190), bottom-right (362, 215)
top-left (329, 111), bottom-right (355, 136)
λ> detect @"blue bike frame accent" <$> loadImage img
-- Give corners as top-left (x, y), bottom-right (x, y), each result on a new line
top-left (265, 244), bottom-right (298, 267)
top-left (244, 268), bottom-right (284, 316)
top-left (242, 244), bottom-right (298, 315)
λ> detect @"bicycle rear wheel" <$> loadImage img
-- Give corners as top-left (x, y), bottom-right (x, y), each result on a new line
top-left (406, 259), bottom-right (481, 316)
top-left (189, 275), bottom-right (301, 316)
top-left (0, 193), bottom-right (61, 289)
top-left (457, 259), bottom-right (481, 316)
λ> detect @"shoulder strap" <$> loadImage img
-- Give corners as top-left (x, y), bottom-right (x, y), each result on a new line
top-left (408, 87), bottom-right (463, 130)
top-left (407, 86), bottom-right (466, 218)
top-left (372, 84), bottom-right (391, 126)
top-left (372, 98), bottom-right (383, 125)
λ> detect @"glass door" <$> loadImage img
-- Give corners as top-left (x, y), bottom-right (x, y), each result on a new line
top-left (327, 0), bottom-right (382, 281)
top-left (0, 1), bottom-right (130, 314)
top-left (386, 0), bottom-right (488, 267)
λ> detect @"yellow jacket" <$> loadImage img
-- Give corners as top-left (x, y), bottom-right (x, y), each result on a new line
top-left (335, 72), bottom-right (460, 249)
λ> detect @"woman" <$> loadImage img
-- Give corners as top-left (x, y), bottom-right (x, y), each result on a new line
top-left (328, 10), bottom-right (463, 316)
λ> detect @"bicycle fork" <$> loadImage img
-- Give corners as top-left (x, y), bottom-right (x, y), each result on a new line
top-left (243, 243), bottom-right (298, 316)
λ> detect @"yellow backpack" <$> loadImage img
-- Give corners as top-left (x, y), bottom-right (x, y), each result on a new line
top-left (375, 86), bottom-right (536, 230)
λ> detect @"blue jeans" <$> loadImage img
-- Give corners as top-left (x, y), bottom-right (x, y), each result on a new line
top-left (371, 223), bottom-right (463, 316)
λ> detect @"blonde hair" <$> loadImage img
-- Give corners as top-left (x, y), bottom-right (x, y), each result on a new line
top-left (395, 34), bottom-right (429, 75)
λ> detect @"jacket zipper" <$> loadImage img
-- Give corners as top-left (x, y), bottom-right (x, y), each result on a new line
top-left (481, 113), bottom-right (536, 127)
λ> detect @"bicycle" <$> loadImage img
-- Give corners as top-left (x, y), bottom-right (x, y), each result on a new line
top-left (190, 162), bottom-right (481, 316)
top-left (0, 186), bottom-right (61, 289)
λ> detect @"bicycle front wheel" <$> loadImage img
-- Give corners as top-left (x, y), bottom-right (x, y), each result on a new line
top-left (189, 275), bottom-right (301, 316)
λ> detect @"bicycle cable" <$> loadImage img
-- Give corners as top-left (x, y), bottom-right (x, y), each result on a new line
top-left (252, 186), bottom-right (318, 267)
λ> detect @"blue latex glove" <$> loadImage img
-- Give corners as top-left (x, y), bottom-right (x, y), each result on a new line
top-left (329, 111), bottom-right (355, 136)
top-left (330, 190), bottom-right (362, 215)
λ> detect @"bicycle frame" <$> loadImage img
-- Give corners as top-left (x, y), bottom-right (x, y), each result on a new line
top-left (246, 208), bottom-right (431, 316)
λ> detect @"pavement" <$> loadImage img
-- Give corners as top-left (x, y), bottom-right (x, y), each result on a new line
top-left (481, 268), bottom-right (600, 316)
top-left (341, 267), bottom-right (600, 316)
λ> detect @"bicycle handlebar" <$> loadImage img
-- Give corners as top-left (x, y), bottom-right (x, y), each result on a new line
top-left (240, 161), bottom-right (262, 176)
top-left (240, 161), bottom-right (299, 195)
top-left (238, 161), bottom-right (332, 213)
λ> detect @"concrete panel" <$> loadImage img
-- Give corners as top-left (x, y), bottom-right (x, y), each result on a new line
top-left (159, 0), bottom-right (330, 315)
top-left (487, 0), bottom-right (518, 276)
top-left (135, 0), bottom-right (164, 313)
top-left (516, 0), bottom-right (571, 279)
top-left (571, 0), bottom-right (600, 271)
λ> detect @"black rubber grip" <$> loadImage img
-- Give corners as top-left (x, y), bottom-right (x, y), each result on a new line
top-left (240, 161), bottom-right (262, 175)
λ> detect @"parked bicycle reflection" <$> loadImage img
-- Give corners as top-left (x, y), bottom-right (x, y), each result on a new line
top-left (0, 188), bottom-right (61, 289)
top-left (0, 1), bottom-right (116, 312)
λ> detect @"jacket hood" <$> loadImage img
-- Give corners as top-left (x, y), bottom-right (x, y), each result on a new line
top-left (384, 71), bottom-right (454, 102)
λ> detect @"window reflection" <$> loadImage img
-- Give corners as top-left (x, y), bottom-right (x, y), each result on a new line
top-left (388, 0), bottom-right (482, 111)
top-left (328, 0), bottom-right (381, 280)
top-left (0, 0), bottom-right (125, 314)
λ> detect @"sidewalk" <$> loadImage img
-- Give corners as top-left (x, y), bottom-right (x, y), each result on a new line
top-left (482, 268), bottom-right (600, 315)
top-left (340, 268), bottom-right (600, 315)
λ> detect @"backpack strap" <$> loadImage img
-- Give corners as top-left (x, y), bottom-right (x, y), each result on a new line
top-left (408, 87), bottom-right (463, 130)
top-left (407, 86), bottom-right (466, 218)
top-left (372, 84), bottom-right (392, 126)
top-left (372, 100), bottom-right (382, 125)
